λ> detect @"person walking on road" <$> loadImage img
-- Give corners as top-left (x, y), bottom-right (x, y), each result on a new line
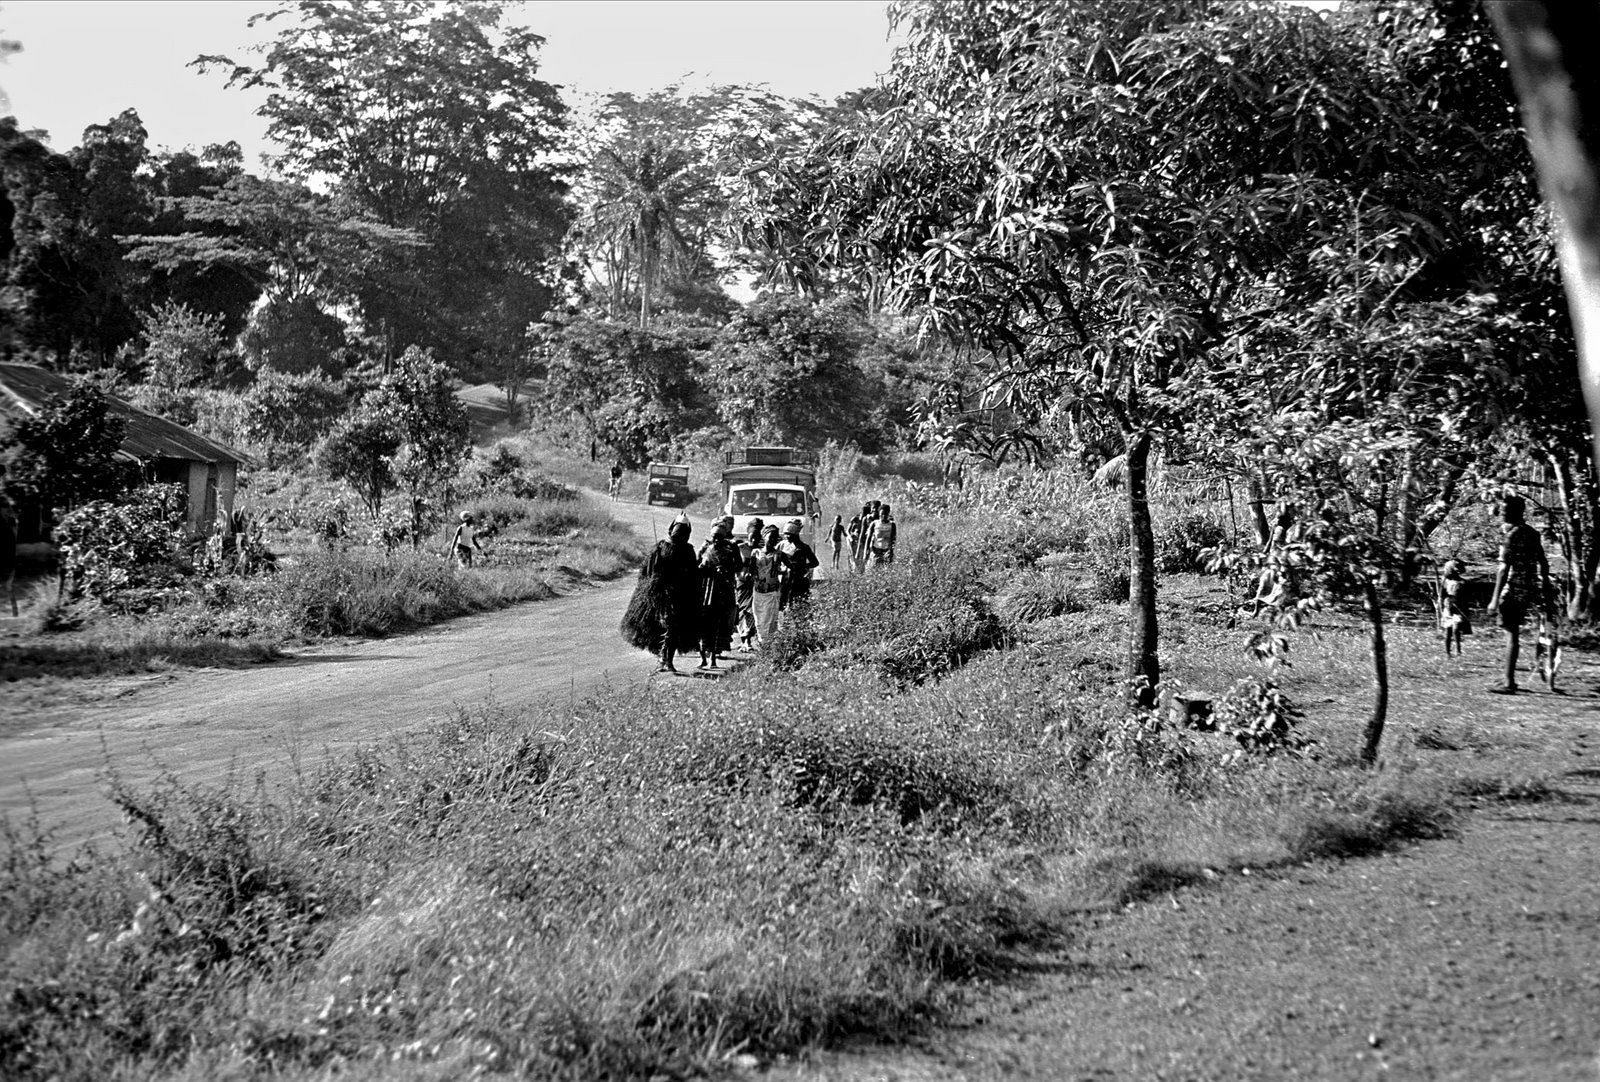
top-left (828, 514), bottom-right (847, 570)
top-left (867, 505), bottom-right (897, 567)
top-left (750, 524), bottom-right (788, 646)
top-left (1486, 493), bottom-right (1554, 695)
top-left (620, 512), bottom-right (700, 673)
top-left (779, 519), bottom-right (820, 608)
top-left (697, 517), bottom-right (741, 669)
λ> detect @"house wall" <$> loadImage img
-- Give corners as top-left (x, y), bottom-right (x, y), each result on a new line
top-left (180, 460), bottom-right (237, 535)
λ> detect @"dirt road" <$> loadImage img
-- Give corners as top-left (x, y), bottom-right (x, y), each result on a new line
top-left (0, 491), bottom-right (700, 850)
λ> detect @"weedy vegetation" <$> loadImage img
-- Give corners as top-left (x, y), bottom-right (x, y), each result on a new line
top-left (1, 474), bottom-right (1485, 1082)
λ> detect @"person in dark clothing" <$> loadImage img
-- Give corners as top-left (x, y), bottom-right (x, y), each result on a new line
top-left (620, 513), bottom-right (701, 672)
top-left (697, 518), bottom-right (741, 669)
top-left (1486, 493), bottom-right (1553, 694)
top-left (778, 518), bottom-right (820, 608)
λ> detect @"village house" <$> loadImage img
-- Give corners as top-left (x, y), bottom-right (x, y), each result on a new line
top-left (0, 362), bottom-right (247, 541)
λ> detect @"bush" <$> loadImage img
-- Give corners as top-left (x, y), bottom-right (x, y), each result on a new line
top-left (996, 569), bottom-right (1085, 626)
top-left (470, 443), bottom-right (577, 502)
top-left (53, 484), bottom-right (189, 607)
top-left (1212, 676), bottom-right (1311, 759)
top-left (762, 549), bottom-right (1003, 686)
top-left (240, 370), bottom-right (349, 462)
top-left (1084, 518), bottom-right (1131, 602)
top-left (1157, 509), bottom-right (1229, 575)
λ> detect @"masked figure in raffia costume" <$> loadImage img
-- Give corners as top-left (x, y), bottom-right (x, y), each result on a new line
top-left (620, 513), bottom-right (702, 672)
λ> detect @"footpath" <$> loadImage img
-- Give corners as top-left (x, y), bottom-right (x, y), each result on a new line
top-left (779, 650), bottom-right (1600, 1081)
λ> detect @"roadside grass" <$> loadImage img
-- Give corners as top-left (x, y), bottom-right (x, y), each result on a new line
top-left (4, 475), bottom-right (645, 684)
top-left (3, 484), bottom-right (1529, 1080)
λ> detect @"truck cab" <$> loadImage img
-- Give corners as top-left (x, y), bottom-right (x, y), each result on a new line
top-left (721, 447), bottom-right (819, 545)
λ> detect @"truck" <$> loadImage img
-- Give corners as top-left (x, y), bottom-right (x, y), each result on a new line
top-left (721, 447), bottom-right (820, 544)
top-left (645, 462), bottom-right (691, 507)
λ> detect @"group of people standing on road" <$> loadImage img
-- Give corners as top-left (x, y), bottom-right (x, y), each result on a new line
top-left (621, 512), bottom-right (820, 673)
top-left (831, 501), bottom-right (897, 572)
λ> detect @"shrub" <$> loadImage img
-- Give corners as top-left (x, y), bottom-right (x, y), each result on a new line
top-left (762, 550), bottom-right (1003, 686)
top-left (470, 443), bottom-right (577, 502)
top-left (1212, 676), bottom-right (1311, 759)
top-left (53, 484), bottom-right (189, 607)
top-left (1084, 518), bottom-right (1131, 602)
top-left (996, 569), bottom-right (1085, 626)
top-left (1157, 509), bottom-right (1228, 575)
top-left (240, 370), bottom-right (349, 462)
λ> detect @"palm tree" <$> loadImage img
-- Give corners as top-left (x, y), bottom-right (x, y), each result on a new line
top-left (579, 91), bottom-right (722, 327)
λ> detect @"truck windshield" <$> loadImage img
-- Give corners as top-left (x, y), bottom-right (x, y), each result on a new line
top-left (730, 488), bottom-right (802, 515)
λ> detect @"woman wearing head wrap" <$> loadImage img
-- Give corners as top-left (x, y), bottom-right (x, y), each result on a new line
top-left (619, 512), bottom-right (701, 672)
top-left (779, 518), bottom-right (820, 608)
top-left (696, 517), bottom-right (741, 668)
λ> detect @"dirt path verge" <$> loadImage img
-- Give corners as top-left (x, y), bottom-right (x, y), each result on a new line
top-left (773, 652), bottom-right (1600, 1081)
top-left (0, 491), bottom-right (708, 851)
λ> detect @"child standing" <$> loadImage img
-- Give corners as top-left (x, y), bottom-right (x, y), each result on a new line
top-left (828, 514), bottom-right (847, 570)
top-left (1439, 559), bottom-right (1472, 656)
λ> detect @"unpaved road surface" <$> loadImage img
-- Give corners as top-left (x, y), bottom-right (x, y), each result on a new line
top-left (0, 492), bottom-right (698, 850)
top-left (775, 655), bottom-right (1600, 1082)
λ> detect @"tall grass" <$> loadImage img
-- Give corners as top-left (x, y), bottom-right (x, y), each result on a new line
top-left (2, 491), bottom-right (1473, 1080)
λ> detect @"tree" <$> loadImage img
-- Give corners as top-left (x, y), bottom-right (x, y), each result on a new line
top-left (705, 295), bottom-right (909, 449)
top-left (0, 381), bottom-right (133, 515)
top-left (137, 301), bottom-right (230, 390)
top-left (199, 1), bottom-right (570, 373)
top-left (376, 346), bottom-right (471, 535)
top-left (574, 90), bottom-right (721, 326)
top-left (317, 410), bottom-right (398, 517)
top-left (1488, 2), bottom-right (1600, 470)
top-left (536, 312), bottom-right (715, 466)
top-left (241, 368), bottom-right (348, 463)
top-left (757, 1), bottom-right (1437, 704)
top-left (123, 175), bottom-right (422, 374)
top-left (0, 111), bottom-right (152, 363)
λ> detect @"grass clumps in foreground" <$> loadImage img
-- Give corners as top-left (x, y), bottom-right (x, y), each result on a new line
top-left (1, 506), bottom-right (1468, 1080)
top-left (2, 660), bottom-right (1462, 1081)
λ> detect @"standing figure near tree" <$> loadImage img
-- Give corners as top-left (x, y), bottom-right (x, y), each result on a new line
top-left (697, 517), bottom-right (741, 669)
top-left (620, 512), bottom-right (700, 673)
top-left (1485, 493), bottom-right (1553, 695)
top-left (450, 511), bottom-right (483, 568)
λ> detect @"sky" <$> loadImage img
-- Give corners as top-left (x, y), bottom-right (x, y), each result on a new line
top-left (0, 0), bottom-right (898, 165)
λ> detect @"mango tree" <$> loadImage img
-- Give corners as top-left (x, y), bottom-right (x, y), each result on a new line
top-left (753, 0), bottom-right (1459, 703)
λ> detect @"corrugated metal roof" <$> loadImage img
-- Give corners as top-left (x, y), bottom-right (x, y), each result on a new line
top-left (0, 362), bottom-right (247, 465)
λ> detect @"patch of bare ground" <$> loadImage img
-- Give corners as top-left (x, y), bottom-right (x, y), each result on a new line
top-left (768, 617), bottom-right (1600, 1082)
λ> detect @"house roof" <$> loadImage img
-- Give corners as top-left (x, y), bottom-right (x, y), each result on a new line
top-left (0, 362), bottom-right (248, 465)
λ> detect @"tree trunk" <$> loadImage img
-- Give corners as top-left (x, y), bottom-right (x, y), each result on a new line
top-left (1396, 450), bottom-right (1418, 587)
top-left (1125, 430), bottom-right (1160, 707)
top-left (1489, 2), bottom-right (1600, 469)
top-left (1358, 577), bottom-right (1389, 767)
top-left (1246, 470), bottom-right (1271, 547)
top-left (1549, 449), bottom-right (1600, 619)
